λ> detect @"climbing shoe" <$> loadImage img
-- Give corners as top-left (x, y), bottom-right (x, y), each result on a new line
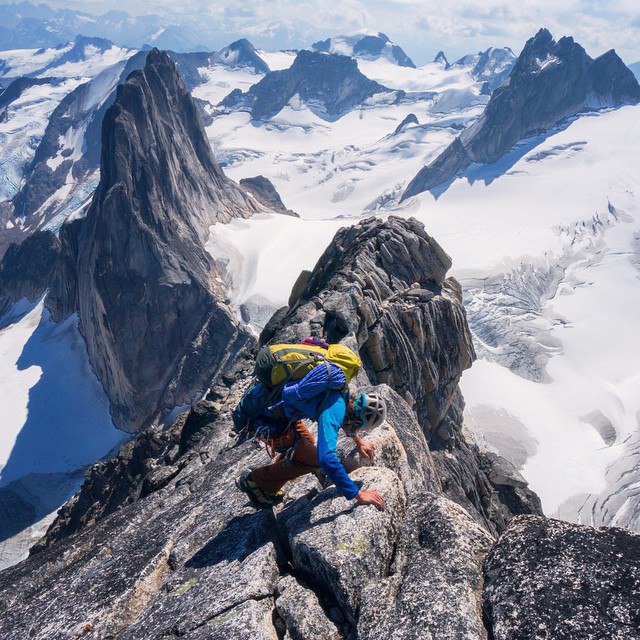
top-left (235, 472), bottom-right (284, 509)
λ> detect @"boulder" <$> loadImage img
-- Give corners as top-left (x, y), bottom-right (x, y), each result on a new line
top-left (359, 495), bottom-right (494, 639)
top-left (483, 516), bottom-right (640, 639)
top-left (280, 467), bottom-right (406, 623)
top-left (275, 575), bottom-right (342, 640)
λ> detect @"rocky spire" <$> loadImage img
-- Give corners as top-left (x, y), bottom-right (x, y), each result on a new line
top-left (70, 48), bottom-right (258, 431)
top-left (402, 28), bottom-right (640, 199)
top-left (1, 49), bottom-right (261, 432)
top-left (433, 50), bottom-right (449, 68)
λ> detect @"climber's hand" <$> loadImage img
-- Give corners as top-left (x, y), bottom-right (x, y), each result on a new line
top-left (356, 439), bottom-right (376, 462)
top-left (356, 489), bottom-right (385, 511)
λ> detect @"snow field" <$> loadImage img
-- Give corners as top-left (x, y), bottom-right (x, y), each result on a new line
top-left (0, 300), bottom-right (124, 485)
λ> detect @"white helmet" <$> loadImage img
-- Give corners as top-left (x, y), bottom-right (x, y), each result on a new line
top-left (350, 391), bottom-right (387, 430)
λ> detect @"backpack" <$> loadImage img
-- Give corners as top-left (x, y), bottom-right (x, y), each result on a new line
top-left (254, 339), bottom-right (361, 388)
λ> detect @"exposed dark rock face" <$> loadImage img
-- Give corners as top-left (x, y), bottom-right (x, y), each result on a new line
top-left (394, 112), bottom-right (418, 134)
top-left (220, 50), bottom-right (398, 119)
top-left (239, 175), bottom-right (299, 217)
top-left (0, 230), bottom-right (60, 315)
top-left (433, 50), bottom-right (450, 68)
top-left (484, 516), bottom-right (640, 639)
top-left (0, 76), bottom-right (53, 114)
top-left (403, 29), bottom-right (640, 199)
top-left (312, 32), bottom-right (416, 68)
top-left (1, 49), bottom-right (261, 432)
top-left (82, 51), bottom-right (150, 168)
top-left (71, 48), bottom-right (258, 430)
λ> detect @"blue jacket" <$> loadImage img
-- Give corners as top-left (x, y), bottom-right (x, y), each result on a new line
top-left (281, 363), bottom-right (359, 500)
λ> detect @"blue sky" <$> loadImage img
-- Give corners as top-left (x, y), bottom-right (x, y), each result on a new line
top-left (3, 0), bottom-right (639, 63)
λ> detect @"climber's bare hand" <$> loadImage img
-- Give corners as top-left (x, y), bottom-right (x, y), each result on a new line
top-left (356, 439), bottom-right (376, 461)
top-left (356, 489), bottom-right (385, 511)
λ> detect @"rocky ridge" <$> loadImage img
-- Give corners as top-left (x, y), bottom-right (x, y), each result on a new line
top-left (1, 215), bottom-right (637, 639)
top-left (220, 50), bottom-right (401, 120)
top-left (0, 215), bottom-right (537, 640)
top-left (403, 29), bottom-right (640, 199)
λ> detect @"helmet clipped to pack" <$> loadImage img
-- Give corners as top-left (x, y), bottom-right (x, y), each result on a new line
top-left (350, 392), bottom-right (387, 431)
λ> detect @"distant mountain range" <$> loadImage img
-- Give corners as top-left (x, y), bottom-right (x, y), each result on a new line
top-left (312, 30), bottom-right (415, 67)
top-left (0, 1), bottom-right (222, 52)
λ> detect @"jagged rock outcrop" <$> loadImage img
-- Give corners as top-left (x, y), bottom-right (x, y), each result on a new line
top-left (240, 175), bottom-right (299, 217)
top-left (220, 50), bottom-right (400, 120)
top-left (394, 112), bottom-right (418, 135)
top-left (312, 32), bottom-right (415, 68)
top-left (433, 51), bottom-right (450, 68)
top-left (484, 516), bottom-right (640, 639)
top-left (260, 216), bottom-right (541, 534)
top-left (1, 49), bottom-right (262, 431)
top-left (469, 47), bottom-right (516, 94)
top-left (403, 29), bottom-right (640, 199)
top-left (0, 230), bottom-right (60, 316)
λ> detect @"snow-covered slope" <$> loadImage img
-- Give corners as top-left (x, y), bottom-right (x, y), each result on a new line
top-left (0, 35), bottom-right (134, 81)
top-left (205, 56), bottom-right (487, 220)
top-left (0, 299), bottom-right (124, 569)
top-left (0, 43), bottom-right (73, 78)
top-left (0, 77), bottom-right (82, 203)
top-left (312, 30), bottom-right (415, 67)
top-left (413, 106), bottom-right (640, 529)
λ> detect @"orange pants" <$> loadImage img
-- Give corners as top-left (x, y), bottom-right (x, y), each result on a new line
top-left (250, 422), bottom-right (320, 494)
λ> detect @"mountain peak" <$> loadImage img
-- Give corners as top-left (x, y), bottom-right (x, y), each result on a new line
top-left (311, 31), bottom-right (415, 68)
top-left (220, 49), bottom-right (397, 120)
top-left (434, 50), bottom-right (450, 68)
top-left (403, 29), bottom-right (640, 199)
top-left (70, 47), bottom-right (258, 430)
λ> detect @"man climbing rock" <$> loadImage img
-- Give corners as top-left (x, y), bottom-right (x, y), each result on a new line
top-left (233, 347), bottom-right (387, 511)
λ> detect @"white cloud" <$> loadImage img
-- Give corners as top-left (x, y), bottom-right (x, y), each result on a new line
top-left (2, 0), bottom-right (639, 63)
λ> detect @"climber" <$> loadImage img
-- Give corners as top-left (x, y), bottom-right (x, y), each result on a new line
top-left (233, 361), bottom-right (387, 512)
